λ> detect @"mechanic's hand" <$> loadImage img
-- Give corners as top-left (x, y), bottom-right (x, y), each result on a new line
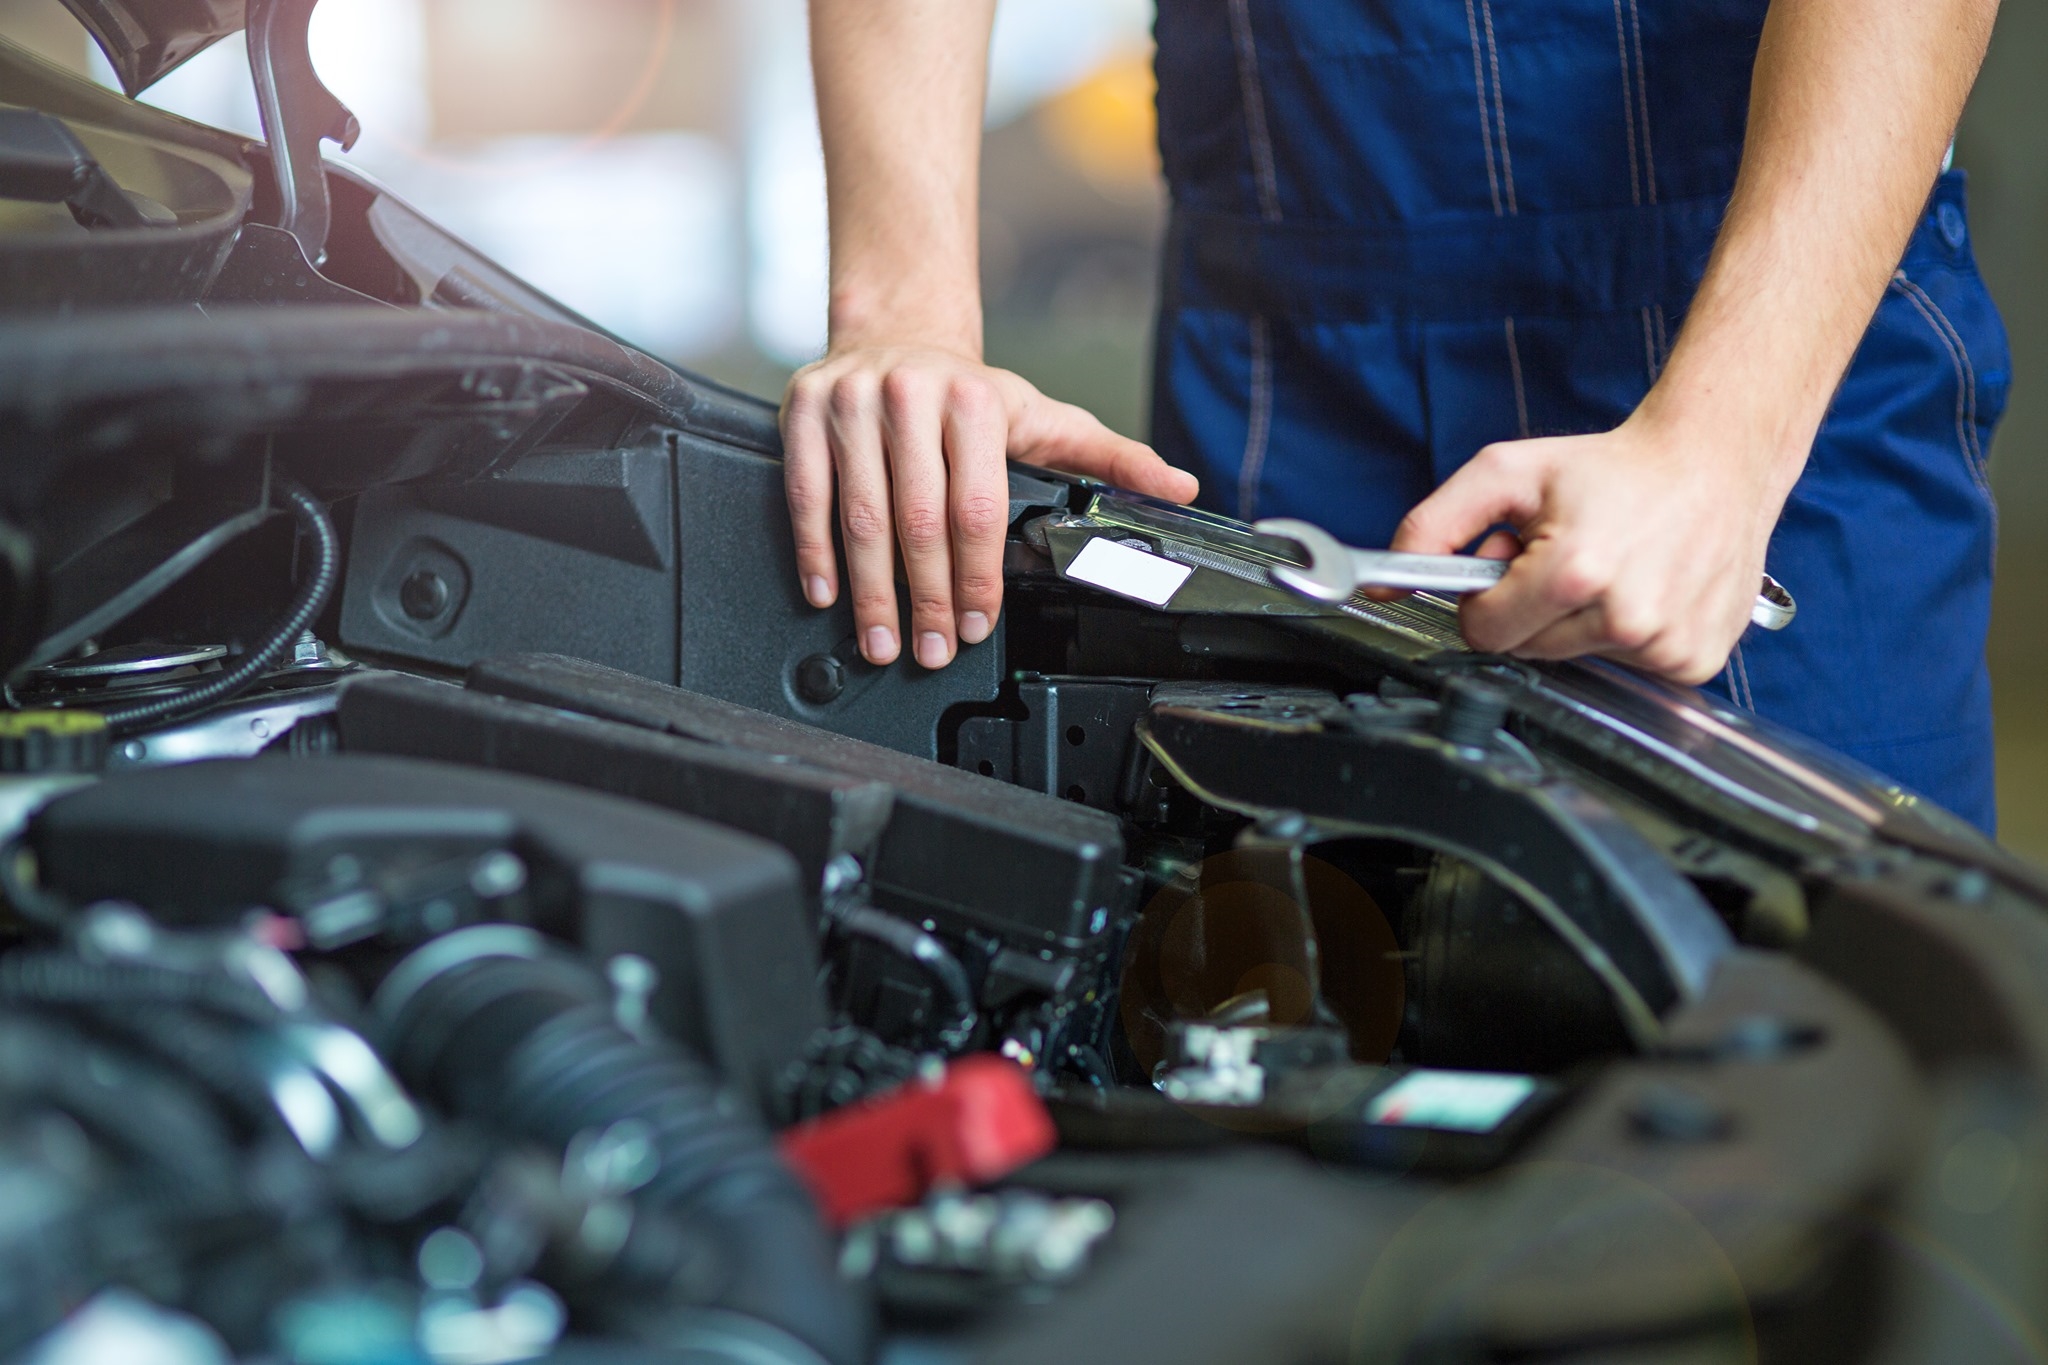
top-left (781, 345), bottom-right (1199, 669)
top-left (1388, 411), bottom-right (1795, 685)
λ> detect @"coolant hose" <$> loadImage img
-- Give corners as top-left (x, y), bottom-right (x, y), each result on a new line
top-left (375, 929), bottom-right (870, 1365)
top-left (99, 477), bottom-right (339, 734)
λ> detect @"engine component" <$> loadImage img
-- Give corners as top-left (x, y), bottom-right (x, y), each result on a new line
top-left (374, 926), bottom-right (871, 1365)
top-left (777, 1055), bottom-right (1056, 1229)
top-left (0, 709), bottom-right (107, 773)
top-left (458, 654), bottom-right (1137, 1067)
top-left (24, 753), bottom-right (824, 1113)
top-left (467, 653), bottom-right (1133, 954)
top-left (841, 1188), bottom-right (1115, 1294)
top-left (335, 672), bottom-right (895, 909)
top-left (85, 478), bottom-right (340, 735)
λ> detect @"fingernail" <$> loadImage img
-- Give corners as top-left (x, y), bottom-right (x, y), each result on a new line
top-left (864, 626), bottom-right (896, 662)
top-left (805, 575), bottom-right (831, 607)
top-left (916, 632), bottom-right (950, 669)
top-left (959, 611), bottom-right (991, 644)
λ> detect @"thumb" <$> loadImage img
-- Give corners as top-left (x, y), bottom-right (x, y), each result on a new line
top-left (1390, 443), bottom-right (1547, 556)
top-left (1006, 389), bottom-right (1201, 504)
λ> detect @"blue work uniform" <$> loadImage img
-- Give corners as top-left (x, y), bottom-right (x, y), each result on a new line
top-left (1150, 0), bottom-right (2010, 831)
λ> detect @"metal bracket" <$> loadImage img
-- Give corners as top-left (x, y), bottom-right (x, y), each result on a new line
top-left (245, 0), bottom-right (359, 265)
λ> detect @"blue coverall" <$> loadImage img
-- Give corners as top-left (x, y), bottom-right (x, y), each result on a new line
top-left (1149, 0), bottom-right (2010, 830)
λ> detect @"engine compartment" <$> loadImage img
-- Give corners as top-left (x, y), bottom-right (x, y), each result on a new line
top-left (3, 37), bottom-right (2047, 1360)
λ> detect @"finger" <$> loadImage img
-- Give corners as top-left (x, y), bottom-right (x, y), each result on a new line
top-left (781, 369), bottom-right (839, 608)
top-left (827, 374), bottom-right (901, 665)
top-left (1473, 528), bottom-right (1522, 562)
top-left (1457, 537), bottom-right (1614, 655)
top-left (1389, 442), bottom-right (1550, 556)
top-left (1521, 618), bottom-right (1726, 686)
top-left (1009, 391), bottom-right (1201, 503)
top-left (881, 370), bottom-right (957, 670)
top-left (942, 376), bottom-right (1009, 645)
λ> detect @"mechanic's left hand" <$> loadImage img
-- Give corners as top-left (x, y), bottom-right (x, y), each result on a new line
top-left (1388, 411), bottom-right (1797, 685)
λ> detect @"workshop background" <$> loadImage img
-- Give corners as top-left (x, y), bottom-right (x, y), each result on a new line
top-left (3, 0), bottom-right (2044, 857)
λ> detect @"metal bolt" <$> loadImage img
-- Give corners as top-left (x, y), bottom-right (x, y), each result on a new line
top-left (794, 652), bottom-right (847, 705)
top-left (399, 569), bottom-right (450, 621)
top-left (1437, 677), bottom-right (1510, 750)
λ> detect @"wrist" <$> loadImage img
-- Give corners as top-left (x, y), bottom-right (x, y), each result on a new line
top-left (1632, 352), bottom-right (1823, 491)
top-left (827, 281), bottom-right (983, 361)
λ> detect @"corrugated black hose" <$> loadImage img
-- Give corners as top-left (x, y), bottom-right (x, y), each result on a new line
top-left (99, 477), bottom-right (339, 734)
top-left (378, 940), bottom-right (872, 1365)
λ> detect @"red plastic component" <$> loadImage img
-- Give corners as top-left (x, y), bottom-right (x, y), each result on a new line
top-left (777, 1054), bottom-right (1058, 1227)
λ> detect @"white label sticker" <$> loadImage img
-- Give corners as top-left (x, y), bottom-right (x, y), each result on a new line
top-left (1065, 538), bottom-right (1195, 607)
top-left (1366, 1070), bottom-right (1537, 1133)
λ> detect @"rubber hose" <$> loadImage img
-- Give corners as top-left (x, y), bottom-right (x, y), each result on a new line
top-left (0, 1010), bottom-right (242, 1194)
top-left (99, 478), bottom-right (339, 734)
top-left (381, 951), bottom-right (871, 1365)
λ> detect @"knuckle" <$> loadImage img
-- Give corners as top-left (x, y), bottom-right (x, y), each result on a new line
top-left (952, 492), bottom-right (1007, 541)
top-left (841, 499), bottom-right (891, 546)
top-left (881, 367), bottom-right (933, 415)
top-left (947, 374), bottom-right (1000, 420)
top-left (1639, 635), bottom-right (1692, 676)
top-left (851, 585), bottom-right (895, 617)
top-left (1549, 552), bottom-right (1608, 606)
top-left (827, 375), bottom-right (875, 426)
top-left (788, 371), bottom-right (826, 406)
top-left (897, 503), bottom-right (948, 552)
top-left (1473, 442), bottom-right (1517, 473)
top-left (784, 477), bottom-right (829, 520)
top-left (908, 586), bottom-right (952, 618)
top-left (954, 569), bottom-right (1003, 604)
top-left (1604, 603), bottom-right (1657, 651)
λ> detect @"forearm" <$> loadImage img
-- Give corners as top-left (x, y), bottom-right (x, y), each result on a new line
top-left (808, 0), bottom-right (996, 356)
top-left (1642, 0), bottom-right (1999, 488)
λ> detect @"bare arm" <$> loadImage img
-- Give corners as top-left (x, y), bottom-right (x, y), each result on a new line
top-left (786, 0), bottom-right (1197, 671)
top-left (1393, 0), bottom-right (2000, 682)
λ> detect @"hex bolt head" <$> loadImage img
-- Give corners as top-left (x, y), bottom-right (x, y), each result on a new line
top-left (794, 653), bottom-right (847, 705)
top-left (399, 569), bottom-right (451, 621)
top-left (1437, 677), bottom-right (1511, 750)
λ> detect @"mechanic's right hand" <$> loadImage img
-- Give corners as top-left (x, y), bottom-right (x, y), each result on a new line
top-left (781, 346), bottom-right (1199, 670)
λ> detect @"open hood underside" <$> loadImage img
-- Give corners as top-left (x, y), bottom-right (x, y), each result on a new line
top-left (58, 0), bottom-right (243, 96)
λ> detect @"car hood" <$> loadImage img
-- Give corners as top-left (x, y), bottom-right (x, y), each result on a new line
top-left (58, 0), bottom-right (243, 97)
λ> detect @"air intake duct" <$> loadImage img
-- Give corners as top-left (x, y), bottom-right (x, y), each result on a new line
top-left (375, 927), bottom-right (870, 1365)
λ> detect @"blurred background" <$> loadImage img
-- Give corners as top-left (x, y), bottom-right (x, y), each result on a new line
top-left (1, 0), bottom-right (2042, 858)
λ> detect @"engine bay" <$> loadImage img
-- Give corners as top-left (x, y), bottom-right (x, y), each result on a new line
top-left (3, 25), bottom-right (2048, 1361)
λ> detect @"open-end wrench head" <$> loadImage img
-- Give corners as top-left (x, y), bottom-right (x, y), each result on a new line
top-left (1252, 518), bottom-right (1361, 603)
